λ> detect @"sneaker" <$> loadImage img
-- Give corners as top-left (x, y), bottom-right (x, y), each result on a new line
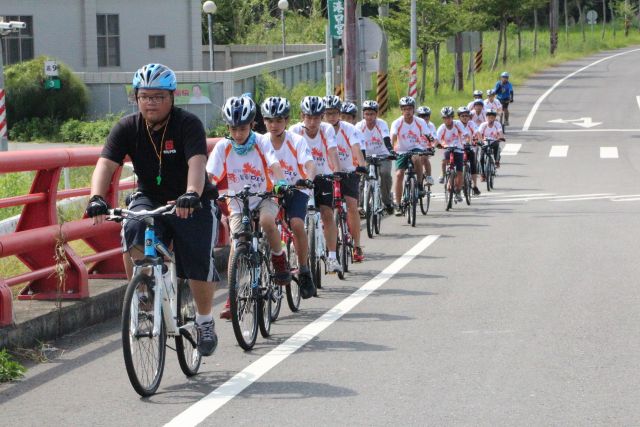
top-left (353, 247), bottom-right (364, 263)
top-left (358, 207), bottom-right (366, 218)
top-left (426, 176), bottom-right (435, 186)
top-left (271, 252), bottom-right (292, 286)
top-left (495, 161), bottom-right (500, 169)
top-left (473, 186), bottom-right (481, 196)
top-left (298, 269), bottom-right (315, 299)
top-left (385, 204), bottom-right (394, 215)
top-left (505, 120), bottom-right (509, 126)
top-left (394, 206), bottom-right (403, 216)
top-left (196, 320), bottom-right (218, 357)
top-left (438, 176), bottom-right (444, 184)
top-left (219, 298), bottom-right (231, 320)
top-left (481, 175), bottom-right (486, 182)
top-left (455, 191), bottom-right (463, 202)
top-left (326, 257), bottom-right (341, 273)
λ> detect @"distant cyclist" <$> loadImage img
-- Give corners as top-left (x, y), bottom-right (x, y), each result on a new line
top-left (456, 107), bottom-right (481, 196)
top-left (494, 72), bottom-right (514, 126)
top-left (435, 106), bottom-right (470, 203)
top-left (466, 89), bottom-right (484, 111)
top-left (484, 89), bottom-right (502, 116)
top-left (478, 109), bottom-right (505, 175)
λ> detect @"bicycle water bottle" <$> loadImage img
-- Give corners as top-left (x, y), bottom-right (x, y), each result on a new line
top-left (144, 227), bottom-right (155, 256)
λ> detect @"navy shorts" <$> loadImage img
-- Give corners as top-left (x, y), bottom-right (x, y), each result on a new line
top-left (122, 193), bottom-right (220, 282)
top-left (340, 173), bottom-right (360, 200)
top-left (443, 150), bottom-right (464, 172)
top-left (282, 189), bottom-right (309, 221)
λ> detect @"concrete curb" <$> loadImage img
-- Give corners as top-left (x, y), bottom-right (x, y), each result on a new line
top-left (0, 246), bottom-right (230, 350)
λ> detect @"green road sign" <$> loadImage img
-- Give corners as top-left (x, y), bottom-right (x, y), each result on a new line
top-left (44, 77), bottom-right (61, 90)
top-left (328, 0), bottom-right (344, 39)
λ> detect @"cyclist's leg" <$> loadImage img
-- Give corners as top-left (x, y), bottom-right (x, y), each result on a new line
top-left (342, 175), bottom-right (362, 249)
top-left (413, 155), bottom-right (424, 188)
top-left (320, 205), bottom-right (337, 252)
top-left (284, 191), bottom-right (310, 267)
top-left (468, 149), bottom-right (479, 189)
top-left (122, 193), bottom-right (164, 280)
top-left (502, 101), bottom-right (510, 125)
top-left (493, 141), bottom-right (501, 166)
top-left (454, 152), bottom-right (464, 191)
top-left (395, 156), bottom-right (408, 207)
top-left (421, 155), bottom-right (432, 181)
top-left (379, 160), bottom-right (393, 208)
top-left (259, 199), bottom-right (290, 284)
top-left (480, 149), bottom-right (487, 180)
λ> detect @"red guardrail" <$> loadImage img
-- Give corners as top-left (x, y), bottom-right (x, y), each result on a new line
top-left (0, 139), bottom-right (226, 327)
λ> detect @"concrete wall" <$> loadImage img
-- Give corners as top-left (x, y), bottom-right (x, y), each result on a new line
top-left (203, 44), bottom-right (325, 71)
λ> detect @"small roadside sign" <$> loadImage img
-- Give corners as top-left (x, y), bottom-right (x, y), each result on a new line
top-left (44, 77), bottom-right (61, 90)
top-left (586, 10), bottom-right (598, 25)
top-left (44, 61), bottom-right (59, 77)
top-left (446, 32), bottom-right (481, 53)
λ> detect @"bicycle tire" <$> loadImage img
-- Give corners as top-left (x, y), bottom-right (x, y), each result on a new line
top-left (175, 279), bottom-right (202, 377)
top-left (374, 194), bottom-right (382, 235)
top-left (463, 167), bottom-right (471, 205)
top-left (420, 177), bottom-right (430, 215)
top-left (486, 160), bottom-right (494, 192)
top-left (365, 183), bottom-right (374, 239)
top-left (306, 216), bottom-right (320, 295)
top-left (446, 172), bottom-right (455, 211)
top-left (228, 245), bottom-right (258, 351)
top-left (410, 178), bottom-right (417, 227)
top-left (285, 239), bottom-right (301, 311)
top-left (334, 210), bottom-right (347, 280)
top-left (489, 158), bottom-right (496, 190)
top-left (258, 254), bottom-right (273, 337)
top-left (122, 273), bottom-right (166, 397)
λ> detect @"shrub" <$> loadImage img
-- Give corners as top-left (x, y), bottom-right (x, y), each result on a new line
top-left (0, 349), bottom-right (25, 383)
top-left (4, 56), bottom-right (89, 128)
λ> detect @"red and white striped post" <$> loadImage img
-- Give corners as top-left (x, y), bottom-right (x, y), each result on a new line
top-left (408, 0), bottom-right (417, 99)
top-left (0, 89), bottom-right (7, 144)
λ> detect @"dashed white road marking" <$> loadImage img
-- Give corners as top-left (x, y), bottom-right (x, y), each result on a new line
top-left (501, 143), bottom-right (522, 156)
top-left (549, 145), bottom-right (569, 157)
top-left (164, 234), bottom-right (441, 427)
top-left (600, 147), bottom-right (618, 159)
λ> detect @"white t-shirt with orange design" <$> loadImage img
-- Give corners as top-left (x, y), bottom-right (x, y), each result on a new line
top-left (355, 118), bottom-right (390, 156)
top-left (460, 120), bottom-right (479, 143)
top-left (436, 120), bottom-right (469, 150)
top-left (289, 122), bottom-right (337, 175)
top-left (483, 98), bottom-right (502, 114)
top-left (332, 121), bottom-right (361, 172)
top-left (260, 130), bottom-right (313, 187)
top-left (390, 116), bottom-right (429, 154)
top-left (477, 121), bottom-right (504, 141)
top-left (206, 135), bottom-right (279, 214)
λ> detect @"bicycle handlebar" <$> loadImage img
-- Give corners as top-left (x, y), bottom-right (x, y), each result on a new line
top-left (106, 204), bottom-right (175, 223)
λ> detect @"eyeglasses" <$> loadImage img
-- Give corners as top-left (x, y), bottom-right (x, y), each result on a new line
top-left (137, 95), bottom-right (168, 104)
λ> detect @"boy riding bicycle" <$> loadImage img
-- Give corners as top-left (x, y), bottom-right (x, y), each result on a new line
top-left (495, 72), bottom-right (514, 126)
top-left (478, 109), bottom-right (505, 176)
top-left (260, 96), bottom-right (317, 299)
top-left (436, 106), bottom-right (471, 203)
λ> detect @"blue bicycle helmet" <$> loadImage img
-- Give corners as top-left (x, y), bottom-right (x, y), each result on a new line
top-left (132, 64), bottom-right (177, 91)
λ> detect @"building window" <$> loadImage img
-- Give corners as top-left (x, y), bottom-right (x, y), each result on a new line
top-left (1, 15), bottom-right (34, 65)
top-left (149, 35), bottom-right (165, 49)
top-left (96, 14), bottom-right (120, 67)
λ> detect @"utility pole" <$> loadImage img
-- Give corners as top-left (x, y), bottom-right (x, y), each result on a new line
top-left (409, 0), bottom-right (418, 98)
top-left (454, 0), bottom-right (463, 91)
top-left (377, 3), bottom-right (389, 114)
top-left (550, 0), bottom-right (559, 55)
top-left (343, 0), bottom-right (357, 102)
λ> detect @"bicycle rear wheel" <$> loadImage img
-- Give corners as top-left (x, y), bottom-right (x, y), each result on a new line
top-left (228, 245), bottom-right (258, 351)
top-left (306, 218), bottom-right (321, 294)
top-left (175, 279), bottom-right (202, 377)
top-left (365, 183), bottom-right (374, 239)
top-left (445, 172), bottom-right (455, 211)
top-left (419, 177), bottom-right (431, 215)
top-left (486, 159), bottom-right (494, 192)
top-left (122, 273), bottom-right (166, 397)
top-left (463, 167), bottom-right (471, 205)
top-left (258, 255), bottom-right (273, 337)
top-left (285, 239), bottom-right (301, 312)
top-left (374, 190), bottom-right (382, 235)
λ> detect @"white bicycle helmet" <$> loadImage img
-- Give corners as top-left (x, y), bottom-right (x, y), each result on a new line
top-left (323, 95), bottom-right (342, 111)
top-left (473, 89), bottom-right (483, 97)
top-left (500, 71), bottom-right (510, 78)
top-left (300, 96), bottom-right (325, 116)
top-left (486, 89), bottom-right (496, 96)
top-left (416, 106), bottom-right (431, 116)
top-left (399, 96), bottom-right (416, 108)
top-left (341, 101), bottom-right (358, 116)
top-left (441, 106), bottom-right (455, 117)
top-left (486, 108), bottom-right (498, 116)
top-left (457, 106), bottom-right (470, 116)
top-left (261, 96), bottom-right (291, 119)
top-left (362, 100), bottom-right (379, 112)
top-left (222, 96), bottom-right (256, 126)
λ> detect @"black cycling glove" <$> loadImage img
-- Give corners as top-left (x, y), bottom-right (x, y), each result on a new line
top-left (355, 166), bottom-right (368, 174)
top-left (86, 195), bottom-right (110, 218)
top-left (295, 179), bottom-right (314, 188)
top-left (176, 191), bottom-right (201, 210)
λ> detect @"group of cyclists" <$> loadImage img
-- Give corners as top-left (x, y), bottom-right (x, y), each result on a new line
top-left (85, 63), bottom-right (513, 360)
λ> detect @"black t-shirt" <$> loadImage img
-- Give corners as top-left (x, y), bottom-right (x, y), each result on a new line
top-left (101, 107), bottom-right (217, 204)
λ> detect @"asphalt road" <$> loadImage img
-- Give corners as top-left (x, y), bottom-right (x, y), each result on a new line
top-left (2, 47), bottom-right (640, 426)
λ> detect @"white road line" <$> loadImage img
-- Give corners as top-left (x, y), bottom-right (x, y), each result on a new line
top-left (486, 192), bottom-right (556, 199)
top-left (501, 143), bottom-right (522, 156)
top-left (164, 234), bottom-right (440, 427)
top-left (550, 195), bottom-right (615, 202)
top-left (600, 147), bottom-right (618, 159)
top-left (512, 128), bottom-right (640, 133)
top-left (637, 96), bottom-right (640, 113)
top-left (522, 48), bottom-right (640, 131)
top-left (489, 193), bottom-right (612, 203)
top-left (612, 197), bottom-right (640, 202)
top-left (549, 145), bottom-right (569, 157)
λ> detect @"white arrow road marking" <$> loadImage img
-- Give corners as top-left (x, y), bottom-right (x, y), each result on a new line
top-left (549, 145), bottom-right (569, 157)
top-left (600, 147), bottom-right (618, 158)
top-left (501, 143), bottom-right (522, 156)
top-left (164, 234), bottom-right (441, 427)
top-left (547, 117), bottom-right (602, 128)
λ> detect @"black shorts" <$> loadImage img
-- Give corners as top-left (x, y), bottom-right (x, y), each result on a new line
top-left (340, 173), bottom-right (360, 200)
top-left (313, 177), bottom-right (334, 208)
top-left (283, 189), bottom-right (309, 221)
top-left (499, 99), bottom-right (510, 109)
top-left (443, 150), bottom-right (464, 172)
top-left (122, 193), bottom-right (220, 282)
top-left (465, 148), bottom-right (478, 175)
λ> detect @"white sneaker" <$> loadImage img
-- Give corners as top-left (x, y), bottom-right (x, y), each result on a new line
top-left (438, 176), bottom-right (444, 184)
top-left (455, 192), bottom-right (463, 203)
top-left (326, 258), bottom-right (341, 273)
top-left (426, 176), bottom-right (434, 186)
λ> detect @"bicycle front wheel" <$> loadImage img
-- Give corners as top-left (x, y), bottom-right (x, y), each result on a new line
top-left (365, 183), bottom-right (374, 239)
top-left (229, 245), bottom-right (258, 351)
top-left (285, 239), bottom-right (302, 312)
top-left (409, 178), bottom-right (417, 227)
top-left (122, 273), bottom-right (166, 397)
top-left (420, 177), bottom-right (430, 215)
top-left (463, 167), bottom-right (472, 205)
top-left (306, 217), bottom-right (321, 292)
top-left (445, 172), bottom-right (455, 211)
top-left (486, 159), bottom-right (494, 192)
top-left (175, 279), bottom-right (202, 377)
top-left (334, 210), bottom-right (347, 280)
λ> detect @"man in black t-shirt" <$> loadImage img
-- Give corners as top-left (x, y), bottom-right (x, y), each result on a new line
top-left (86, 64), bottom-right (219, 357)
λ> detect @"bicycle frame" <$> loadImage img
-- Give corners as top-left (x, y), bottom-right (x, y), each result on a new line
top-left (305, 196), bottom-right (325, 260)
top-left (364, 156), bottom-right (383, 217)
